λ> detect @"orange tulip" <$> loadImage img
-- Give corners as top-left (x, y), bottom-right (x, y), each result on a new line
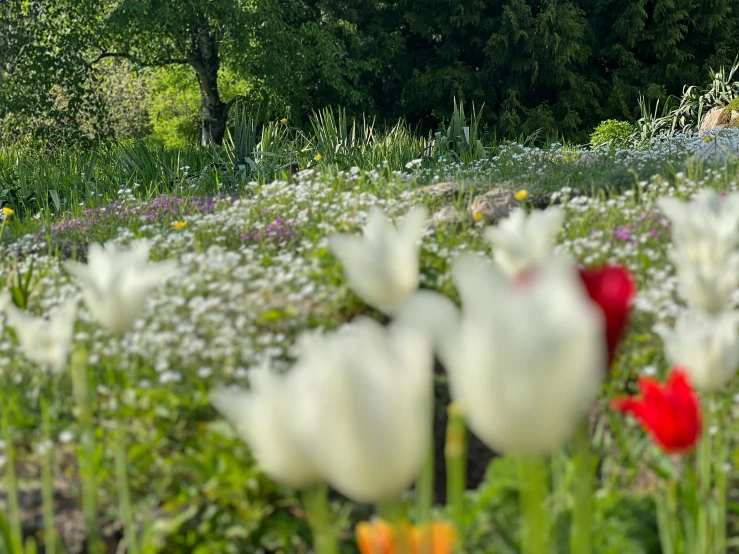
top-left (356, 519), bottom-right (456, 554)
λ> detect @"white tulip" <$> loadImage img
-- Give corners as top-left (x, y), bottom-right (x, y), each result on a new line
top-left (655, 310), bottom-right (739, 391)
top-left (211, 364), bottom-right (321, 489)
top-left (658, 190), bottom-right (739, 313)
top-left (64, 241), bottom-right (176, 333)
top-left (5, 299), bottom-right (77, 372)
top-left (484, 207), bottom-right (565, 277)
top-left (441, 255), bottom-right (605, 456)
top-left (290, 317), bottom-right (433, 503)
top-left (329, 206), bottom-right (428, 315)
top-left (671, 261), bottom-right (739, 314)
top-left (659, 190), bottom-right (739, 252)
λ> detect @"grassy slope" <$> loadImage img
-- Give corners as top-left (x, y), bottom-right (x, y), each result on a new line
top-left (0, 131), bottom-right (738, 551)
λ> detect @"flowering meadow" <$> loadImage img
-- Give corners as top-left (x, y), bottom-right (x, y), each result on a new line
top-left (0, 128), bottom-right (738, 554)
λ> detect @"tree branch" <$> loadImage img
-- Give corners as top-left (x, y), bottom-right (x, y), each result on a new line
top-left (88, 50), bottom-right (189, 68)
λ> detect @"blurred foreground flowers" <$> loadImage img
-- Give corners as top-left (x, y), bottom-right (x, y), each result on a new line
top-left (209, 204), bottom-right (642, 554)
top-left (441, 255), bottom-right (606, 456)
top-left (0, 190), bottom-right (735, 553)
top-left (213, 317), bottom-right (433, 503)
top-left (356, 519), bottom-right (456, 554)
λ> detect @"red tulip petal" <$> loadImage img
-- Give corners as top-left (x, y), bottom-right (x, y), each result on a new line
top-left (579, 266), bottom-right (635, 368)
top-left (612, 368), bottom-right (701, 454)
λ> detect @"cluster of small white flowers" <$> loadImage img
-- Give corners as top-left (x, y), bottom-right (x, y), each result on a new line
top-left (0, 139), bottom-right (736, 464)
top-left (0, 174), bottom-right (404, 384)
top-left (553, 174), bottom-right (739, 323)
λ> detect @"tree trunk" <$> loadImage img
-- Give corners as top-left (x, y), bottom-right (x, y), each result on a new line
top-left (189, 20), bottom-right (228, 147)
top-left (200, 92), bottom-right (228, 147)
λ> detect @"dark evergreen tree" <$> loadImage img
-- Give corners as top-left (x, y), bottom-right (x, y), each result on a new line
top-left (5, 0), bottom-right (739, 142)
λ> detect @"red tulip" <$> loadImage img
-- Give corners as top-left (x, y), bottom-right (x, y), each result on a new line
top-left (611, 369), bottom-right (702, 454)
top-left (579, 266), bottom-right (635, 368)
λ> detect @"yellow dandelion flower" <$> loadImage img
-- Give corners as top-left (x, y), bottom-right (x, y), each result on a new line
top-left (473, 212), bottom-right (484, 222)
top-left (172, 221), bottom-right (188, 230)
top-left (314, 153), bottom-right (322, 161)
top-left (2, 206), bottom-right (14, 216)
top-left (280, 118), bottom-right (288, 124)
top-left (704, 137), bottom-right (712, 143)
top-left (514, 190), bottom-right (529, 201)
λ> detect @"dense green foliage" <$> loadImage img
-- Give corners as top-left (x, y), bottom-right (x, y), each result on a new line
top-left (591, 120), bottom-right (633, 149)
top-left (3, 0), bottom-right (739, 144)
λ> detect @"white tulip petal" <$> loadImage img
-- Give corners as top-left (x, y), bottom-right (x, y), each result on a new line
top-left (329, 206), bottom-right (428, 315)
top-left (446, 257), bottom-right (605, 456)
top-left (655, 310), bottom-right (739, 391)
top-left (393, 288), bottom-right (460, 365)
top-left (5, 299), bottom-right (77, 372)
top-left (64, 240), bottom-right (176, 333)
top-left (211, 366), bottom-right (320, 489)
top-left (484, 207), bottom-right (565, 277)
top-left (658, 191), bottom-right (739, 313)
top-left (291, 317), bottom-right (433, 503)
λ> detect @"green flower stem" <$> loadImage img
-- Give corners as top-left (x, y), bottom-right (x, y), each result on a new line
top-left (519, 457), bottom-right (551, 554)
top-left (415, 441), bottom-right (434, 554)
top-left (378, 498), bottom-right (406, 523)
top-left (40, 400), bottom-right (57, 554)
top-left (570, 421), bottom-right (593, 554)
top-left (445, 403), bottom-right (467, 549)
top-left (714, 396), bottom-right (728, 554)
top-left (70, 348), bottom-right (102, 554)
top-left (709, 395), bottom-right (730, 554)
top-left (115, 425), bottom-right (139, 554)
top-left (697, 395), bottom-right (714, 554)
top-left (302, 483), bottom-right (339, 554)
top-left (655, 485), bottom-right (672, 554)
top-left (656, 477), bottom-right (682, 554)
top-left (415, 440), bottom-right (434, 527)
top-left (3, 409), bottom-right (23, 553)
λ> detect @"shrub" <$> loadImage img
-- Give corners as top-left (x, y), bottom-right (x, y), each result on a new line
top-left (591, 120), bottom-right (633, 149)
